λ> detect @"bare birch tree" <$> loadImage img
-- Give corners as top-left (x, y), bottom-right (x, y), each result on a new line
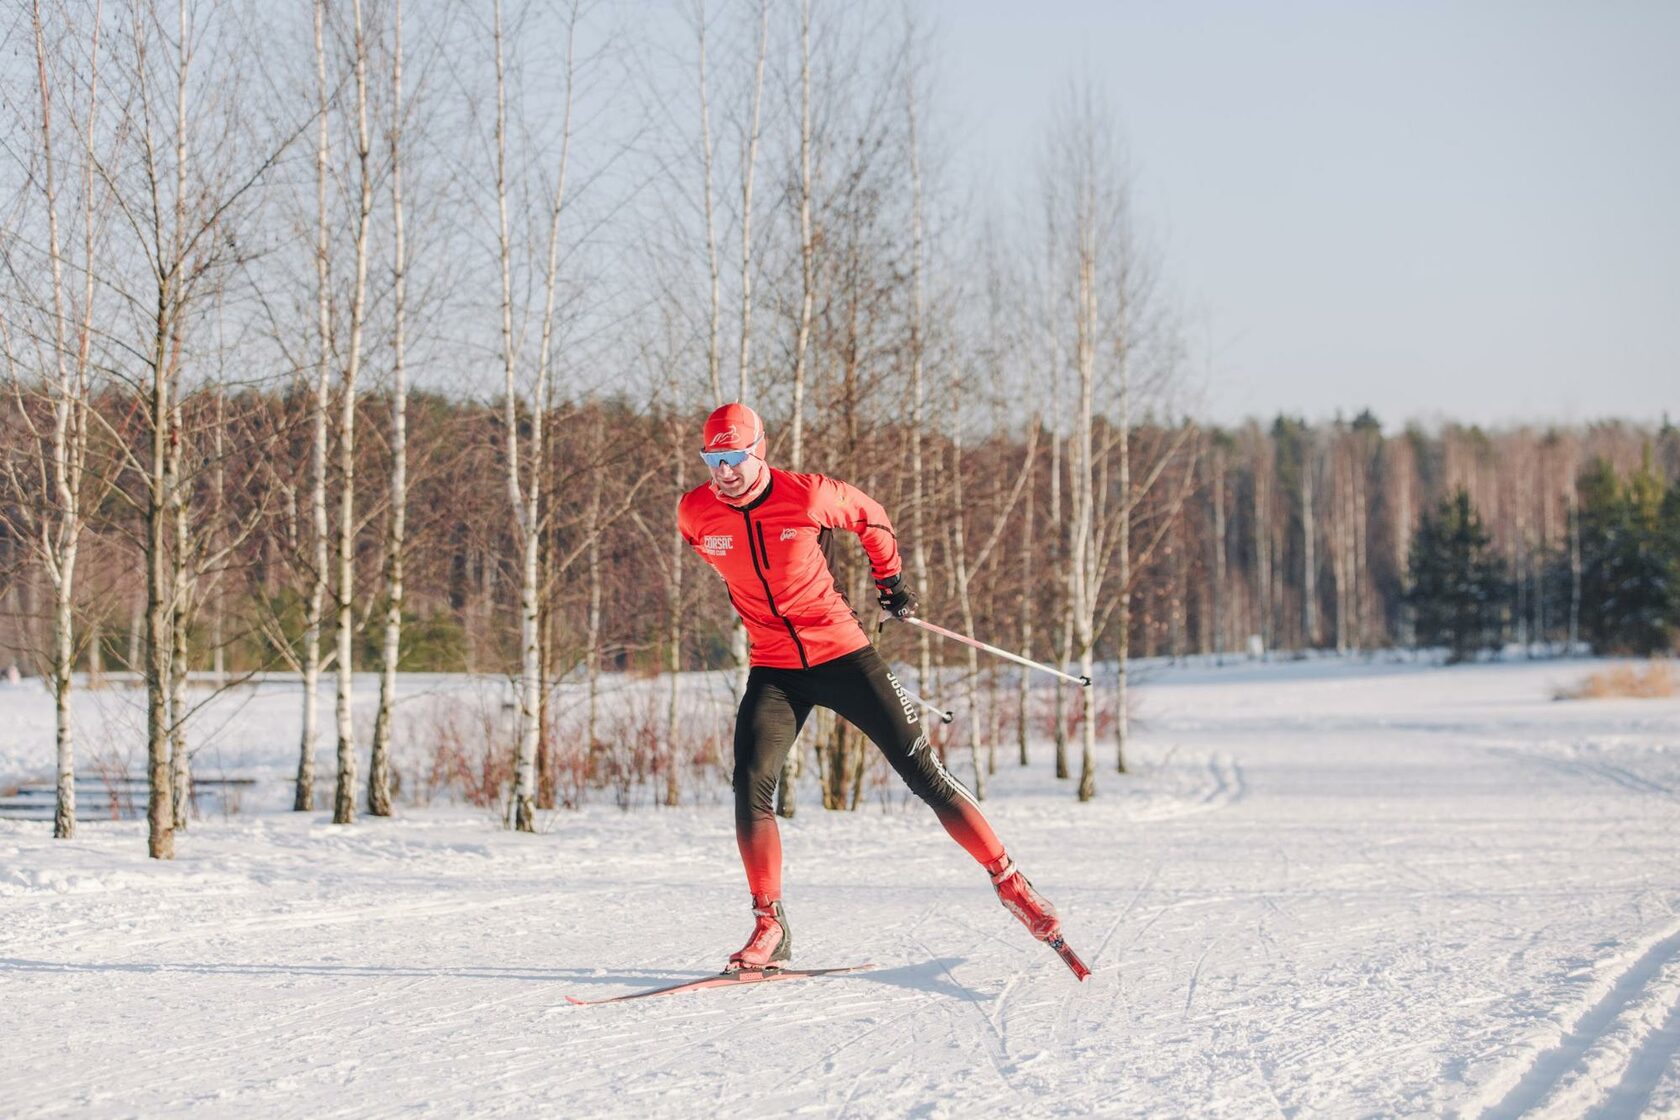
top-left (734, 0), bottom-right (768, 404)
top-left (330, 0), bottom-right (377, 826)
top-left (369, 0), bottom-right (411, 818)
top-left (493, 0), bottom-right (579, 833)
top-left (97, 0), bottom-right (297, 856)
top-left (0, 0), bottom-right (109, 839)
top-left (295, 0), bottom-right (333, 813)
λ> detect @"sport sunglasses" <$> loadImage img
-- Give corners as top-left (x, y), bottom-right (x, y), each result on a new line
top-left (701, 436), bottom-right (761, 469)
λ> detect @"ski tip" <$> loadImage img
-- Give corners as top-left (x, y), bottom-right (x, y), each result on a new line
top-left (564, 995), bottom-right (591, 1006)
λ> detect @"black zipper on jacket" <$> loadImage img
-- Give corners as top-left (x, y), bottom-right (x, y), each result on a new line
top-left (740, 507), bottom-right (807, 668)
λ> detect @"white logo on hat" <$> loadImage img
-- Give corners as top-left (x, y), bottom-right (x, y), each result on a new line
top-left (708, 427), bottom-right (738, 447)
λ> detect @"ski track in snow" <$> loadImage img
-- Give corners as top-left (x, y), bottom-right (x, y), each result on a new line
top-left (1, 658), bottom-right (1679, 1117)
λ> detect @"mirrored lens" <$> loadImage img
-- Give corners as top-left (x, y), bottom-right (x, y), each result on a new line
top-left (702, 448), bottom-right (751, 468)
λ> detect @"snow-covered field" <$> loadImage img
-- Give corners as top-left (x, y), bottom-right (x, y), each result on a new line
top-left (3, 657), bottom-right (1679, 1118)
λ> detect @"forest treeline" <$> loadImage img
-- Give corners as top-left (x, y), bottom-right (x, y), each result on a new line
top-left (3, 1), bottom-right (1675, 852)
top-left (6, 400), bottom-right (1679, 683)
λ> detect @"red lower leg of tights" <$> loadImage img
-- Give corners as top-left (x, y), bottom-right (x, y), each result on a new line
top-left (737, 815), bottom-right (784, 900)
top-left (737, 800), bottom-right (1003, 899)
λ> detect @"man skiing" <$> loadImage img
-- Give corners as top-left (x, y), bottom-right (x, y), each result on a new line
top-left (678, 402), bottom-right (1075, 974)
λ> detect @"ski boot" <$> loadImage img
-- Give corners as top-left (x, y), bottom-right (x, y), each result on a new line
top-left (988, 856), bottom-right (1091, 980)
top-left (987, 856), bottom-right (1061, 941)
top-left (726, 895), bottom-right (792, 973)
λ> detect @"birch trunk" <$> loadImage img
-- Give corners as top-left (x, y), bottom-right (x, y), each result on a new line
top-left (664, 449), bottom-right (685, 807)
top-left (145, 308), bottom-right (174, 857)
top-left (776, 0), bottom-right (816, 816)
top-left (28, 0), bottom-right (98, 840)
top-left (1211, 448), bottom-right (1225, 660)
top-left (369, 0), bottom-right (406, 818)
top-left (905, 35), bottom-right (932, 696)
top-left (1073, 242), bottom-right (1097, 802)
top-left (695, 2), bottom-right (722, 406)
top-left (1331, 447), bottom-right (1349, 654)
top-left (1301, 434), bottom-right (1317, 649)
top-left (789, 0), bottom-right (813, 468)
top-left (54, 582), bottom-right (76, 838)
top-left (1113, 347), bottom-right (1130, 773)
top-left (734, 0), bottom-right (769, 727)
top-left (1568, 477), bottom-right (1581, 650)
top-left (948, 437), bottom-right (985, 800)
top-left (1253, 436), bottom-right (1272, 653)
top-left (296, 0), bottom-right (331, 813)
top-left (1017, 428), bottom-right (1035, 766)
top-left (586, 483), bottom-right (603, 753)
top-left (1052, 432), bottom-right (1071, 781)
top-left (499, 0), bottom-right (576, 833)
top-left (168, 409), bottom-right (190, 830)
top-left (735, 0), bottom-right (768, 402)
top-left (333, 0), bottom-right (376, 826)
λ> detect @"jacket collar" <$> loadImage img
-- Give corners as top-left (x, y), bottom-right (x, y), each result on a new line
top-left (714, 467), bottom-right (775, 513)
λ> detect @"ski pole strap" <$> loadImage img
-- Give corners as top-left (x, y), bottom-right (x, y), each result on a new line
top-left (895, 616), bottom-right (1093, 688)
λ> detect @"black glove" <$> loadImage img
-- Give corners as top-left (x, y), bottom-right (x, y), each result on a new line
top-left (875, 574), bottom-right (918, 619)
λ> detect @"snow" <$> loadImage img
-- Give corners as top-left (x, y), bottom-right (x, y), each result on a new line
top-left (3, 657), bottom-right (1679, 1117)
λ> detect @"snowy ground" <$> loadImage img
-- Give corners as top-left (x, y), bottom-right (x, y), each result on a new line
top-left (3, 657), bottom-right (1679, 1118)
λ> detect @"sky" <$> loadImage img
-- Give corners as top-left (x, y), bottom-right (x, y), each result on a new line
top-left (930, 0), bottom-right (1679, 428)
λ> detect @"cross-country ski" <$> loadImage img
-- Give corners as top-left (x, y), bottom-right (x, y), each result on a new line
top-left (565, 964), bottom-right (877, 1007)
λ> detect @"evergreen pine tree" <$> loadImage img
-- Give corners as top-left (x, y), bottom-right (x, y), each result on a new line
top-left (1407, 488), bottom-right (1507, 662)
top-left (1578, 453), bottom-right (1678, 654)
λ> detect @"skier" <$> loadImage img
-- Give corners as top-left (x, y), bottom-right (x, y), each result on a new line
top-left (678, 402), bottom-right (1069, 973)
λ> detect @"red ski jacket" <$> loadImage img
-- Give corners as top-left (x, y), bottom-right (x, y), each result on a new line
top-left (678, 468), bottom-right (902, 669)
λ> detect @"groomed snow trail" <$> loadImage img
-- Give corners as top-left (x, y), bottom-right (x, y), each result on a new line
top-left (2, 658), bottom-right (1678, 1117)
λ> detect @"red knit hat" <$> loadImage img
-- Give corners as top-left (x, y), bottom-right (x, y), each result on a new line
top-left (701, 402), bottom-right (764, 453)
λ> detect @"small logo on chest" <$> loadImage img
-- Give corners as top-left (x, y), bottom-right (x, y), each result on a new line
top-left (780, 528), bottom-right (798, 541)
top-left (702, 534), bottom-right (734, 556)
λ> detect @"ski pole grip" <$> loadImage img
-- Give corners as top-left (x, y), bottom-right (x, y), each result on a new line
top-left (1079, 675), bottom-right (1092, 687)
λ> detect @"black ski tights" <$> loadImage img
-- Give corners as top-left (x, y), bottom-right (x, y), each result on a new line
top-left (732, 644), bottom-right (1003, 900)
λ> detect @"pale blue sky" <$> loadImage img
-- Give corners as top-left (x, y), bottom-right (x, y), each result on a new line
top-left (931, 0), bottom-right (1679, 427)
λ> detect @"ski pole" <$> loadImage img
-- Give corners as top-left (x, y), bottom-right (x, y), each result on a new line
top-left (891, 615), bottom-right (1092, 688)
top-left (900, 684), bottom-right (954, 724)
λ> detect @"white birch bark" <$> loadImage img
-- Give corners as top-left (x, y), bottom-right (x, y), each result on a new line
top-left (1112, 343), bottom-right (1130, 771)
top-left (23, 0), bottom-right (100, 840)
top-left (1072, 238), bottom-right (1098, 802)
top-left (1211, 447), bottom-right (1226, 659)
top-left (1254, 435), bottom-right (1272, 653)
top-left (735, 0), bottom-right (768, 402)
top-left (1301, 431), bottom-right (1317, 649)
top-left (168, 401), bottom-right (190, 830)
top-left (296, 0), bottom-right (331, 814)
top-left (774, 0), bottom-right (818, 816)
top-left (332, 0), bottom-right (376, 826)
top-left (1017, 422), bottom-right (1035, 766)
top-left (586, 482), bottom-right (603, 753)
top-left (369, 0), bottom-right (407, 818)
top-left (664, 450), bottom-right (685, 807)
top-left (498, 0), bottom-right (577, 833)
top-left (905, 32), bottom-right (932, 696)
top-left (696, 2), bottom-right (723, 407)
top-left (789, 0), bottom-right (814, 469)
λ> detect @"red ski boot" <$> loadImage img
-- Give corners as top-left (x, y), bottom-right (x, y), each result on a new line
top-left (726, 895), bottom-right (792, 972)
top-left (986, 856), bottom-right (1061, 941)
top-left (987, 856), bottom-right (1090, 980)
